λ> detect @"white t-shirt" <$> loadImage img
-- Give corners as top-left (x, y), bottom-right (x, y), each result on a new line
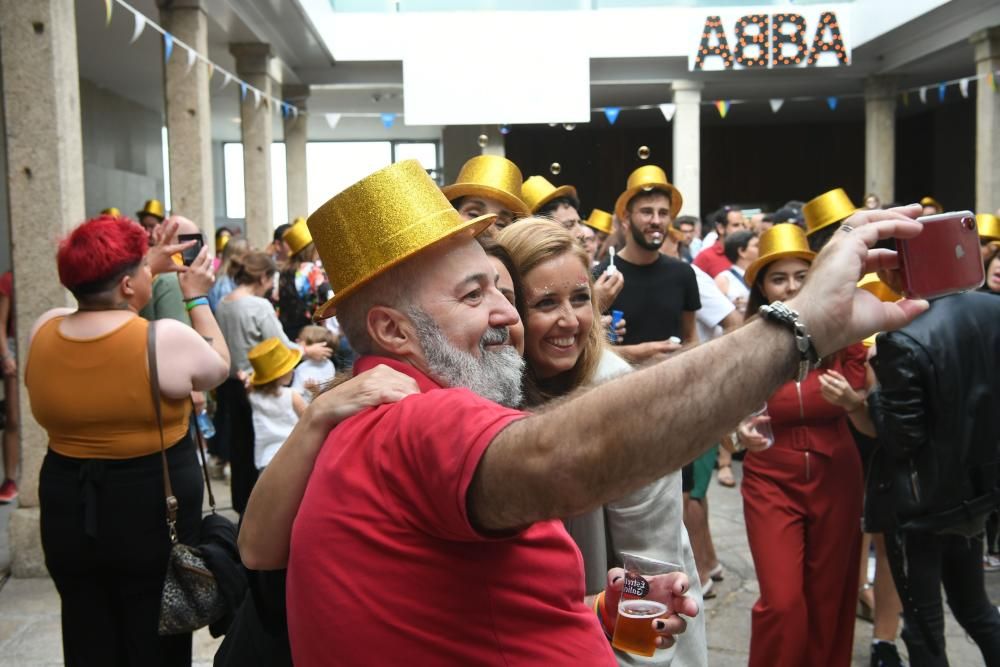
top-left (291, 358), bottom-right (337, 402)
top-left (692, 265), bottom-right (736, 342)
top-left (718, 265), bottom-right (750, 307)
top-left (249, 387), bottom-right (300, 469)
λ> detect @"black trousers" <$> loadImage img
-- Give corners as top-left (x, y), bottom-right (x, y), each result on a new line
top-left (215, 377), bottom-right (256, 514)
top-left (895, 531), bottom-right (1000, 666)
top-left (40, 437), bottom-right (203, 667)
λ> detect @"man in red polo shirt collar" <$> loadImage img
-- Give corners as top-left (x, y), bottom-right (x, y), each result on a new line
top-left (693, 206), bottom-right (748, 277)
top-left (283, 160), bottom-right (930, 666)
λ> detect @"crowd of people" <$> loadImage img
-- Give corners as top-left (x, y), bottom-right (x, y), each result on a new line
top-left (10, 151), bottom-right (1000, 667)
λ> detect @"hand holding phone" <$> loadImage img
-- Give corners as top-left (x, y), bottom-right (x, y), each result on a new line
top-left (178, 233), bottom-right (205, 267)
top-left (897, 211), bottom-right (984, 300)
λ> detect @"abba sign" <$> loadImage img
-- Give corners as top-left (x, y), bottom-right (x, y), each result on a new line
top-left (690, 10), bottom-right (850, 71)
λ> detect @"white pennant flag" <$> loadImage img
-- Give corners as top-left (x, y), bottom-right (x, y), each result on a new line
top-left (325, 113), bottom-right (342, 129)
top-left (220, 71), bottom-right (233, 90)
top-left (185, 46), bottom-right (197, 74)
top-left (769, 98), bottom-right (784, 113)
top-left (291, 106), bottom-right (299, 119)
top-left (129, 12), bottom-right (145, 44)
top-left (253, 88), bottom-right (261, 109)
top-left (959, 78), bottom-right (970, 98)
top-left (919, 86), bottom-right (927, 104)
top-left (659, 103), bottom-right (677, 123)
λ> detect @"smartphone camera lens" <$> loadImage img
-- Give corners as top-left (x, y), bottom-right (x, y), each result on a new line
top-left (963, 217), bottom-right (976, 231)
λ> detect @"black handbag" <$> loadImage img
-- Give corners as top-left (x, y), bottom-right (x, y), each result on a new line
top-left (147, 321), bottom-right (229, 635)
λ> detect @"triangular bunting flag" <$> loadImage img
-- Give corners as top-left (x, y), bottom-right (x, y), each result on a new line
top-left (253, 89), bottom-right (261, 109)
top-left (937, 83), bottom-right (946, 103)
top-left (129, 12), bottom-right (145, 44)
top-left (919, 86), bottom-right (927, 104)
top-left (826, 97), bottom-right (838, 111)
top-left (715, 100), bottom-right (730, 119)
top-left (105, 0), bottom-right (113, 26)
top-left (960, 78), bottom-right (970, 98)
top-left (769, 98), bottom-right (784, 113)
top-left (220, 72), bottom-right (233, 91)
top-left (207, 62), bottom-right (215, 81)
top-left (381, 113), bottom-right (395, 128)
top-left (659, 103), bottom-right (676, 123)
top-left (163, 33), bottom-right (174, 64)
top-left (603, 107), bottom-right (621, 125)
top-left (185, 46), bottom-right (197, 74)
top-left (240, 82), bottom-right (248, 101)
top-left (325, 113), bottom-right (342, 129)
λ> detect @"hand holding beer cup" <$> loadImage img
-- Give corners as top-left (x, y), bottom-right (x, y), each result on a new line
top-left (603, 554), bottom-right (698, 656)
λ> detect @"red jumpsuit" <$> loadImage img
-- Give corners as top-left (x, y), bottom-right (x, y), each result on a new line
top-left (742, 343), bottom-right (867, 667)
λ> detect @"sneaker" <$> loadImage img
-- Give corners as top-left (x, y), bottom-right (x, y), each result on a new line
top-left (871, 641), bottom-right (905, 667)
top-left (985, 555), bottom-right (1000, 572)
top-left (0, 479), bottom-right (18, 504)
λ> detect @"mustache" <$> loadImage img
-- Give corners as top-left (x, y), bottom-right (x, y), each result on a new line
top-left (480, 326), bottom-right (510, 348)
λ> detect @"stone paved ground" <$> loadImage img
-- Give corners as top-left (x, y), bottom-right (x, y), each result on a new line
top-left (0, 460), bottom-right (994, 665)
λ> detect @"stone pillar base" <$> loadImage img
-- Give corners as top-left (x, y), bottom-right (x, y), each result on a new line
top-left (9, 507), bottom-right (47, 578)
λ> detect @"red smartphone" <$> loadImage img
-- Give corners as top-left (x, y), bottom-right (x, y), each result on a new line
top-left (897, 211), bottom-right (985, 299)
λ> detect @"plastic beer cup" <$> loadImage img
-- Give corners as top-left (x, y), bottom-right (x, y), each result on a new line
top-left (611, 553), bottom-right (682, 657)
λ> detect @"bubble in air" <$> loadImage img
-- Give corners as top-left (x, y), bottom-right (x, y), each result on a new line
top-left (477, 134), bottom-right (489, 148)
top-left (637, 145), bottom-right (651, 160)
top-left (563, 123), bottom-right (576, 131)
top-left (550, 162), bottom-right (562, 175)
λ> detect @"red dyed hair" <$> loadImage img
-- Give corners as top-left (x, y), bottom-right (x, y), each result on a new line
top-left (57, 215), bottom-right (148, 292)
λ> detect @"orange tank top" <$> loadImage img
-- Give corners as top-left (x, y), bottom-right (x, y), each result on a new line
top-left (26, 316), bottom-right (191, 459)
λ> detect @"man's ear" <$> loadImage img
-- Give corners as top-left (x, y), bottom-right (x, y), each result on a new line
top-left (367, 305), bottom-right (419, 357)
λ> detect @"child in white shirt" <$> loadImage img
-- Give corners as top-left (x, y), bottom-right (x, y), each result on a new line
top-left (291, 325), bottom-right (338, 402)
top-left (247, 337), bottom-right (306, 470)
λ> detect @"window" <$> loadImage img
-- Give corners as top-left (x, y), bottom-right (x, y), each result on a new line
top-left (223, 143), bottom-right (287, 223)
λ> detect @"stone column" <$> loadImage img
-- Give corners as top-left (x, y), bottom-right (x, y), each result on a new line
top-left (161, 0), bottom-right (214, 251)
top-left (864, 76), bottom-right (896, 206)
top-left (283, 84), bottom-right (309, 221)
top-left (672, 80), bottom-right (702, 218)
top-left (971, 27), bottom-right (1000, 214)
top-left (231, 43), bottom-right (276, 250)
top-left (480, 124), bottom-right (505, 158)
top-left (0, 0), bottom-right (83, 577)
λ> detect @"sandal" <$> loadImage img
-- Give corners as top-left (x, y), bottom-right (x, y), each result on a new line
top-left (717, 464), bottom-right (736, 487)
top-left (707, 563), bottom-right (724, 582)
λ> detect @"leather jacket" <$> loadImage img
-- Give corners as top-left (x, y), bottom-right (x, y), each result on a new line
top-left (865, 291), bottom-right (1000, 535)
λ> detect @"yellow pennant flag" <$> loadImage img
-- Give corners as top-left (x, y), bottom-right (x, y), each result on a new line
top-left (104, 0), bottom-right (113, 25)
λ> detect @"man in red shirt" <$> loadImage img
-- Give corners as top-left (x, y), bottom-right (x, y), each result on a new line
top-left (282, 160), bottom-right (930, 666)
top-left (693, 206), bottom-right (748, 277)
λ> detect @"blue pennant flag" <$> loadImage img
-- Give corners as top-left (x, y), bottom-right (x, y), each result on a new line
top-left (938, 83), bottom-right (947, 103)
top-left (604, 107), bottom-right (621, 125)
top-left (240, 82), bottom-right (248, 101)
top-left (826, 96), bottom-right (838, 111)
top-left (381, 113), bottom-right (395, 128)
top-left (163, 33), bottom-right (174, 63)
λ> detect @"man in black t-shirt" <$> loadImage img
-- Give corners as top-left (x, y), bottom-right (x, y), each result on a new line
top-left (595, 166), bottom-right (700, 364)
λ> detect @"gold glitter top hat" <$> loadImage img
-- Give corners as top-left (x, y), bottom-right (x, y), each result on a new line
top-left (100, 207), bottom-right (122, 217)
top-left (283, 217), bottom-right (313, 256)
top-left (521, 175), bottom-right (578, 214)
top-left (858, 272), bottom-right (901, 302)
top-left (136, 199), bottom-right (165, 221)
top-left (584, 209), bottom-right (613, 236)
top-left (614, 165), bottom-right (683, 221)
top-left (307, 160), bottom-right (495, 320)
top-left (441, 156), bottom-right (530, 217)
top-left (977, 213), bottom-right (1000, 243)
top-left (920, 196), bottom-right (943, 212)
top-left (803, 188), bottom-right (857, 236)
top-left (247, 337), bottom-right (303, 386)
top-left (745, 223), bottom-right (816, 287)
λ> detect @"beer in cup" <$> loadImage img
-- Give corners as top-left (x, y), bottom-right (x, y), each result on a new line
top-left (611, 553), bottom-right (682, 657)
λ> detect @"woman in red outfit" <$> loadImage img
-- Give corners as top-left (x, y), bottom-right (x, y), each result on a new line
top-left (736, 224), bottom-right (867, 667)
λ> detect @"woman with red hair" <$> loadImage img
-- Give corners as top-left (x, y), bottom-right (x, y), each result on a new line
top-left (25, 214), bottom-right (231, 666)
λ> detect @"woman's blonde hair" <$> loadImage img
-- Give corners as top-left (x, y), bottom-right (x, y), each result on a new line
top-left (496, 218), bottom-right (605, 406)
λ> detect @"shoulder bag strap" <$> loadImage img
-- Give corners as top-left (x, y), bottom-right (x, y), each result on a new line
top-left (148, 320), bottom-right (179, 543)
top-left (190, 400), bottom-right (218, 514)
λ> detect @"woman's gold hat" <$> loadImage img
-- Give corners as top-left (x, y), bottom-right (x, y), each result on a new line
top-left (136, 199), bottom-right (165, 221)
top-left (100, 207), bottom-right (122, 217)
top-left (920, 196), bottom-right (943, 212)
top-left (441, 156), bottom-right (530, 217)
top-left (248, 337), bottom-right (303, 386)
top-left (307, 160), bottom-right (496, 320)
top-left (803, 188), bottom-right (857, 236)
top-left (614, 165), bottom-right (683, 221)
top-left (976, 213), bottom-right (1000, 243)
top-left (858, 272), bottom-right (901, 302)
top-left (745, 223), bottom-right (816, 287)
top-left (584, 209), bottom-right (613, 236)
top-left (521, 175), bottom-right (578, 214)
top-left (282, 217), bottom-right (313, 256)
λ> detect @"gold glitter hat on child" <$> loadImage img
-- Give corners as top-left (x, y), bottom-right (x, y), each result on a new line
top-left (307, 160), bottom-right (495, 320)
top-left (248, 337), bottom-right (303, 386)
